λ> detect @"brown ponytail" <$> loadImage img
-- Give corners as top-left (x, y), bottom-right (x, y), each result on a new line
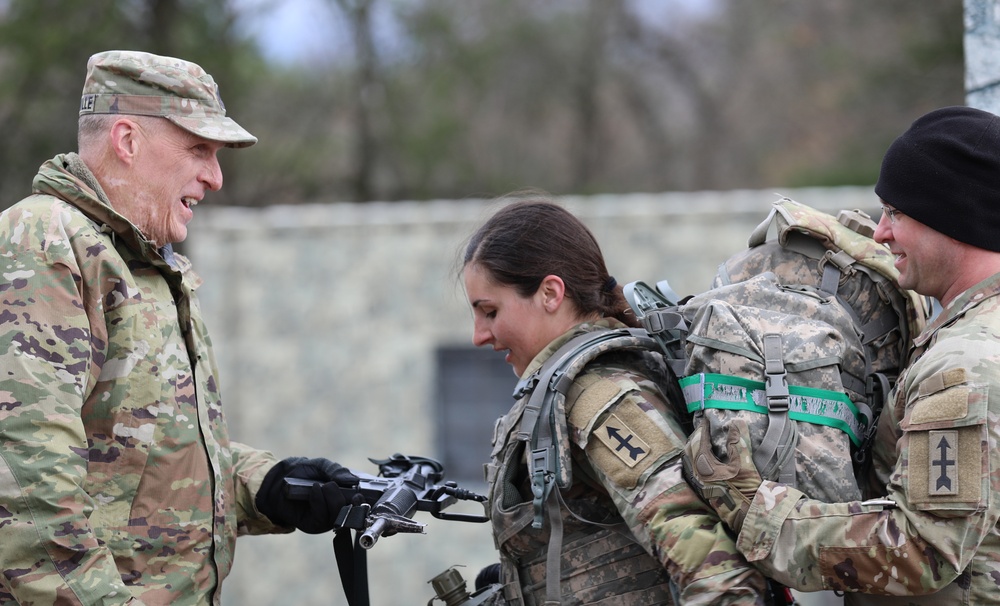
top-left (463, 194), bottom-right (640, 328)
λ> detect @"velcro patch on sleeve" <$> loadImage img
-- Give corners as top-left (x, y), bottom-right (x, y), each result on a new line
top-left (911, 372), bottom-right (969, 424)
top-left (586, 397), bottom-right (675, 489)
top-left (916, 368), bottom-right (967, 399)
top-left (567, 375), bottom-right (628, 444)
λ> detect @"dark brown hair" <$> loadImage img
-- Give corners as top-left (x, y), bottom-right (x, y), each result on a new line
top-left (463, 196), bottom-right (639, 327)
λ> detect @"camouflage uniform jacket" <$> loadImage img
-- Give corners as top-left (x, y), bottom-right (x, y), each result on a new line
top-left (734, 271), bottom-right (1000, 605)
top-left (486, 319), bottom-right (767, 605)
top-left (0, 154), bottom-right (285, 606)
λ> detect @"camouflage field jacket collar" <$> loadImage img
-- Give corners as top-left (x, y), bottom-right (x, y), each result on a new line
top-left (915, 272), bottom-right (1000, 349)
top-left (518, 318), bottom-right (627, 382)
top-left (31, 152), bottom-right (184, 272)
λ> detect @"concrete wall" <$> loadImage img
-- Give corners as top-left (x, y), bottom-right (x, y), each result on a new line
top-left (186, 186), bottom-right (879, 606)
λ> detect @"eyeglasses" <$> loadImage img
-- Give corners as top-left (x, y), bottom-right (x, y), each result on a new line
top-left (881, 205), bottom-right (904, 224)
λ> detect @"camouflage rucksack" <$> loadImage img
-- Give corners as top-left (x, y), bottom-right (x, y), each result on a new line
top-left (625, 196), bottom-right (930, 501)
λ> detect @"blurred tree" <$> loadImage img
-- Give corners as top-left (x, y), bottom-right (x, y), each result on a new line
top-left (0, 0), bottom-right (262, 211)
top-left (333, 0), bottom-right (379, 202)
top-left (259, 0), bottom-right (960, 202)
top-left (0, 0), bottom-right (965, 210)
top-left (702, 0), bottom-right (964, 189)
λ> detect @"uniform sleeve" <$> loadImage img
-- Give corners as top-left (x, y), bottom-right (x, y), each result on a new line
top-left (567, 372), bottom-right (768, 605)
top-left (736, 348), bottom-right (1000, 597)
top-left (229, 442), bottom-right (289, 535)
top-left (0, 206), bottom-right (141, 604)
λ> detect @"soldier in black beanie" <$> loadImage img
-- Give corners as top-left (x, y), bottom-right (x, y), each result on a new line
top-left (684, 105), bottom-right (1000, 604)
top-left (875, 105), bottom-right (1000, 255)
top-left (872, 105), bottom-right (1000, 303)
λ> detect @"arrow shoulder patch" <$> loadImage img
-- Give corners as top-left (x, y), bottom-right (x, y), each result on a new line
top-left (928, 429), bottom-right (958, 496)
top-left (595, 413), bottom-right (651, 468)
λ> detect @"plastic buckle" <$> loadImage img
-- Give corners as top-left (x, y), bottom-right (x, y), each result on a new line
top-left (643, 310), bottom-right (666, 334)
top-left (765, 371), bottom-right (790, 412)
top-left (530, 447), bottom-right (554, 529)
top-left (512, 374), bottom-right (540, 400)
top-left (530, 448), bottom-right (552, 489)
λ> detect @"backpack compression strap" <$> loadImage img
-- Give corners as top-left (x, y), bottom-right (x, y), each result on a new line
top-left (756, 334), bottom-right (798, 485)
top-left (680, 372), bottom-right (867, 447)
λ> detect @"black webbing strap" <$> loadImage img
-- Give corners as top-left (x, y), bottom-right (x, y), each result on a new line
top-left (515, 331), bottom-right (624, 442)
top-left (333, 529), bottom-right (369, 606)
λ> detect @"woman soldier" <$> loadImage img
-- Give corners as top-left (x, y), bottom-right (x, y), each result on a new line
top-left (461, 197), bottom-right (769, 605)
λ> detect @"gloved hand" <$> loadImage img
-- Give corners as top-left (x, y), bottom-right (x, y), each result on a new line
top-left (256, 457), bottom-right (359, 534)
top-left (682, 418), bottom-right (763, 534)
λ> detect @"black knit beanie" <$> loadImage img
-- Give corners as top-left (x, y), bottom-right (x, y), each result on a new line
top-left (875, 105), bottom-right (1000, 252)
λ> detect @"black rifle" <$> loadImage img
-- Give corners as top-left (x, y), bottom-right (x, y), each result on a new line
top-left (283, 454), bottom-right (488, 606)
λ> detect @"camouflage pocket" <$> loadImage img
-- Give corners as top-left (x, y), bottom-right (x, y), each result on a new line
top-left (93, 297), bottom-right (163, 404)
top-left (83, 301), bottom-right (159, 509)
top-left (900, 369), bottom-right (988, 515)
top-left (683, 292), bottom-right (865, 503)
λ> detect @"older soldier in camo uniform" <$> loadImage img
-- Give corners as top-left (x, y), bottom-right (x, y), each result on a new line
top-left (463, 199), bottom-right (769, 605)
top-left (684, 105), bottom-right (1000, 605)
top-left (0, 51), bottom-right (357, 605)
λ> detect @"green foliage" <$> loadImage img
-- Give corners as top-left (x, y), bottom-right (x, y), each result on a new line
top-left (0, 0), bottom-right (967, 210)
top-left (0, 0), bottom-right (262, 209)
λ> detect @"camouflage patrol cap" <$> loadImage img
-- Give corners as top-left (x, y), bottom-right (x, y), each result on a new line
top-left (79, 50), bottom-right (257, 148)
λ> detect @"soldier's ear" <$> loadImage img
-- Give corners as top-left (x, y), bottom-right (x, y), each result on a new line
top-left (108, 118), bottom-right (141, 165)
top-left (538, 275), bottom-right (565, 313)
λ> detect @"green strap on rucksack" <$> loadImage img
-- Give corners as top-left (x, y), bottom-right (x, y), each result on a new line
top-left (625, 196), bottom-right (931, 500)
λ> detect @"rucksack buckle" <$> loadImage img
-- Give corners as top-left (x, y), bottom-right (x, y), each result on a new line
top-left (764, 372), bottom-right (790, 412)
top-left (642, 309), bottom-right (686, 335)
top-left (530, 447), bottom-right (554, 483)
top-left (530, 446), bottom-right (555, 529)
top-left (762, 333), bottom-right (790, 412)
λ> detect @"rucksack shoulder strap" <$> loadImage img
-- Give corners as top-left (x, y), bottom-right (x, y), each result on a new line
top-left (511, 326), bottom-right (661, 605)
top-left (514, 327), bottom-right (660, 517)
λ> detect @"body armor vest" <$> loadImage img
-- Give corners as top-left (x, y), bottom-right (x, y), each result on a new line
top-left (484, 329), bottom-right (676, 606)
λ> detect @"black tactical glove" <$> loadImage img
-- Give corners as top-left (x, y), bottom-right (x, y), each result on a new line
top-left (256, 457), bottom-right (360, 534)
